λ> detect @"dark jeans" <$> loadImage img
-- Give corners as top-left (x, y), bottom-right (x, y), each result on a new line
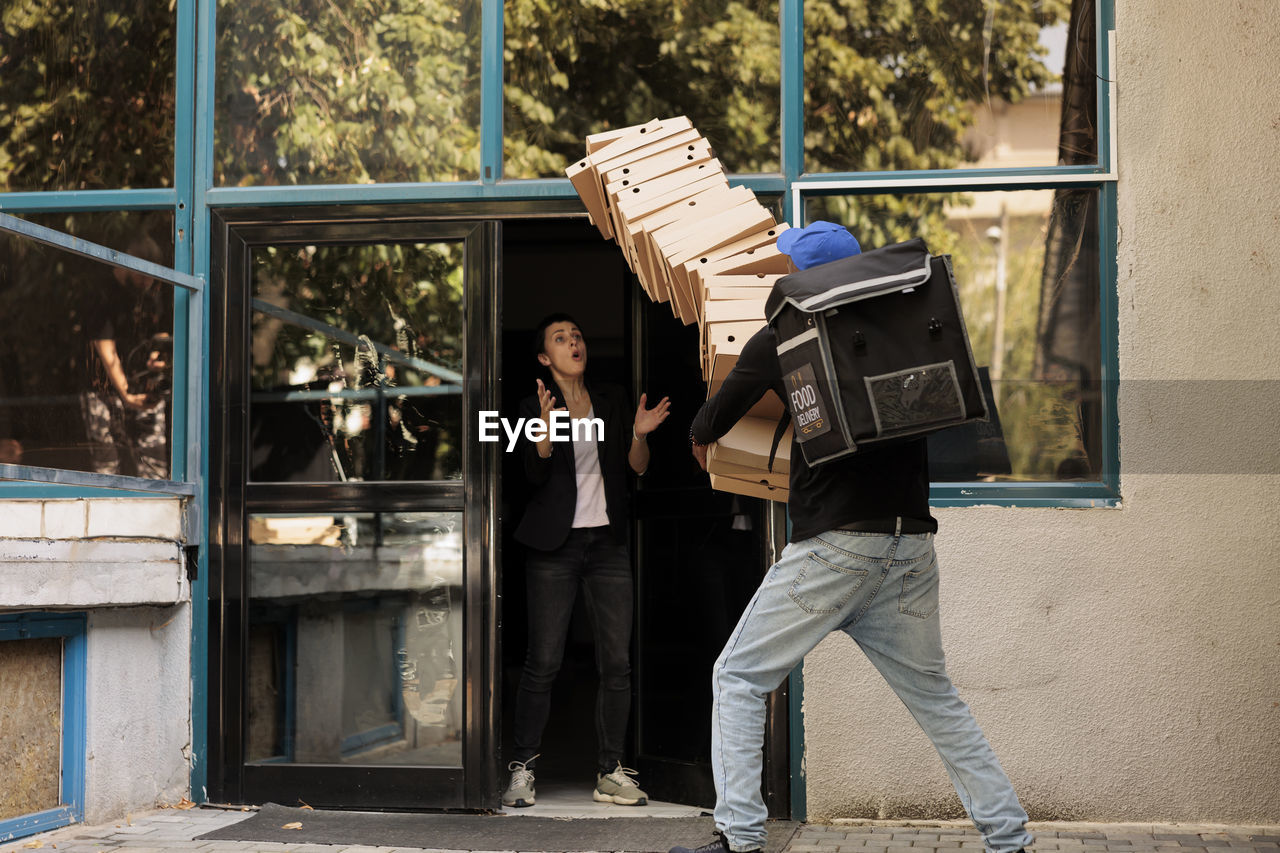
top-left (513, 526), bottom-right (633, 774)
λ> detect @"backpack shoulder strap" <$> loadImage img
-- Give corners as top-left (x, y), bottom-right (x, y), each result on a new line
top-left (768, 409), bottom-right (790, 474)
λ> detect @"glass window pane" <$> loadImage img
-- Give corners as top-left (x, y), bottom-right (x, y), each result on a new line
top-left (249, 242), bottom-right (465, 482)
top-left (0, 3), bottom-right (175, 191)
top-left (15, 212), bottom-right (175, 266)
top-left (215, 0), bottom-right (481, 186)
top-left (504, 0), bottom-right (780, 178)
top-left (247, 511), bottom-right (464, 768)
top-left (0, 228), bottom-right (174, 478)
top-left (804, 0), bottom-right (1097, 172)
top-left (804, 187), bottom-right (1102, 481)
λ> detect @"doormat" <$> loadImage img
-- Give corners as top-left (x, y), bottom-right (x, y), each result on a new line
top-left (197, 803), bottom-right (799, 852)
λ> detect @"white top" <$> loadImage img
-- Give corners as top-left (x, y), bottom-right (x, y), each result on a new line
top-left (571, 405), bottom-right (611, 529)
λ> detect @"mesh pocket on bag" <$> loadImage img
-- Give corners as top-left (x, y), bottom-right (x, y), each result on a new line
top-left (864, 361), bottom-right (964, 436)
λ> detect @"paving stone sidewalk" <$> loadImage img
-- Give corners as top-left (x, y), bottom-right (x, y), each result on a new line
top-left (3, 807), bottom-right (1278, 853)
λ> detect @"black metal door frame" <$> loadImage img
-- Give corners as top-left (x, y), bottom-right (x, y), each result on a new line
top-left (208, 205), bottom-right (506, 809)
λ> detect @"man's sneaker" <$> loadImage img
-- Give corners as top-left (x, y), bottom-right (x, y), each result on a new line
top-left (669, 831), bottom-right (762, 853)
top-left (593, 762), bottom-right (648, 805)
top-left (502, 756), bottom-right (537, 808)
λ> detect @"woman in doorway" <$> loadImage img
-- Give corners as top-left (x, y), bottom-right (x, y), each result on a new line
top-left (505, 313), bottom-right (671, 808)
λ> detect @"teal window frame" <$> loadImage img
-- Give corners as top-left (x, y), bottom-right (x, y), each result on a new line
top-left (0, 612), bottom-right (88, 843)
top-left (0, 0), bottom-right (1117, 808)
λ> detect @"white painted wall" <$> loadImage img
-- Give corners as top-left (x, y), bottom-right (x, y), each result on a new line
top-left (83, 604), bottom-right (192, 822)
top-left (0, 498), bottom-right (192, 823)
top-left (803, 0), bottom-right (1280, 823)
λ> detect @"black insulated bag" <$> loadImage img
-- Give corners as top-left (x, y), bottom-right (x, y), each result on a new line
top-left (764, 237), bottom-right (987, 467)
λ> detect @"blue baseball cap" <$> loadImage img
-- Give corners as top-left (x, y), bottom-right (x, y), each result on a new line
top-left (776, 220), bottom-right (861, 270)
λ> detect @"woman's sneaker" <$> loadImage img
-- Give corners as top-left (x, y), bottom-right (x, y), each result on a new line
top-left (502, 756), bottom-right (537, 807)
top-left (593, 762), bottom-right (648, 805)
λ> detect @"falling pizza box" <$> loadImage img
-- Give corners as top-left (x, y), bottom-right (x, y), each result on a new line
top-left (702, 242), bottom-right (794, 278)
top-left (628, 185), bottom-right (751, 301)
top-left (614, 171), bottom-right (732, 290)
top-left (708, 443), bottom-right (789, 490)
top-left (624, 183), bottom-right (742, 298)
top-left (684, 223), bottom-right (788, 305)
top-left (699, 296), bottom-right (770, 376)
top-left (699, 293), bottom-right (768, 341)
top-left (703, 320), bottom-right (765, 382)
top-left (585, 120), bottom-right (659, 153)
top-left (644, 197), bottom-right (770, 320)
top-left (602, 138), bottom-right (713, 191)
top-left (698, 273), bottom-right (785, 325)
top-left (612, 161), bottom-right (729, 241)
top-left (658, 202), bottom-right (776, 325)
top-left (712, 415), bottom-right (792, 473)
top-left (708, 472), bottom-right (788, 502)
top-left (589, 127), bottom-right (706, 237)
top-left (602, 141), bottom-right (715, 241)
top-left (566, 116), bottom-right (694, 239)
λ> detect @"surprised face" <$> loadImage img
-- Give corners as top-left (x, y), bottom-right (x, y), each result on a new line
top-left (538, 322), bottom-right (587, 379)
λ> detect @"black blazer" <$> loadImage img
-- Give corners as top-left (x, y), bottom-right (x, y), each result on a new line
top-left (513, 379), bottom-right (634, 552)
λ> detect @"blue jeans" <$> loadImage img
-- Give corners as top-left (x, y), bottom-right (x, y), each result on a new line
top-left (712, 526), bottom-right (1032, 853)
top-left (513, 526), bottom-right (633, 773)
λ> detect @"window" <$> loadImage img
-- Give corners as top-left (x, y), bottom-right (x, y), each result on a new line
top-left (0, 214), bottom-right (200, 497)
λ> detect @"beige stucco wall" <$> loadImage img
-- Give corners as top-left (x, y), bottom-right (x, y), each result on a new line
top-left (804, 0), bottom-right (1280, 823)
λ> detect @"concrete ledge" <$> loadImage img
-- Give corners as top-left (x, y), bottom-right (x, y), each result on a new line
top-left (0, 498), bottom-right (183, 540)
top-left (0, 537), bottom-right (187, 607)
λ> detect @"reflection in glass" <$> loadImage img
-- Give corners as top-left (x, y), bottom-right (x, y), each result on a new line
top-left (246, 512), bottom-right (464, 767)
top-left (0, 2), bottom-right (175, 191)
top-left (215, 0), bottom-right (481, 186)
top-left (804, 0), bottom-right (1097, 172)
top-left (504, 0), bottom-right (780, 178)
top-left (249, 243), bottom-right (465, 483)
top-left (805, 187), bottom-right (1102, 481)
top-left (0, 228), bottom-right (173, 478)
top-left (16, 212), bottom-right (175, 265)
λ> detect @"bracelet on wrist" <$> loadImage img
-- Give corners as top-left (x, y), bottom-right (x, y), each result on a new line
top-left (633, 426), bottom-right (647, 443)
top-left (688, 426), bottom-right (707, 447)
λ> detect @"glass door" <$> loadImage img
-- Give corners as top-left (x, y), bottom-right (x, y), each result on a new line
top-left (210, 214), bottom-right (500, 809)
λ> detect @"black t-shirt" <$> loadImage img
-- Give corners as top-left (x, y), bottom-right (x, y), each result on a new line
top-left (84, 276), bottom-right (172, 394)
top-left (690, 326), bottom-right (936, 542)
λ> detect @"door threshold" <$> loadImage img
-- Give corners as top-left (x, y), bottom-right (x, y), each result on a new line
top-left (499, 780), bottom-right (707, 819)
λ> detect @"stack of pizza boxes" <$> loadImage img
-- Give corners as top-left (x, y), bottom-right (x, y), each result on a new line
top-left (566, 116), bottom-right (793, 502)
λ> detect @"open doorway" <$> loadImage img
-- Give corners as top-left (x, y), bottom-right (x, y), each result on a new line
top-left (498, 218), bottom-right (788, 814)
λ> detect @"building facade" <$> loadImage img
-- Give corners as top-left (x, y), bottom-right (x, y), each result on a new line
top-left (2, 0), bottom-right (1278, 842)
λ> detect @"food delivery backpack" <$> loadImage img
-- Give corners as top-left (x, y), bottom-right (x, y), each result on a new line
top-left (764, 237), bottom-right (988, 467)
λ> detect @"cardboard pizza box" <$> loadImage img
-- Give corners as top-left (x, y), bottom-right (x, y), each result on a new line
top-left (628, 185), bottom-right (751, 300)
top-left (645, 198), bottom-right (769, 319)
top-left (708, 472), bottom-right (788, 502)
top-left (615, 173), bottom-right (732, 288)
top-left (708, 442), bottom-right (789, 489)
top-left (585, 120), bottom-right (659, 153)
top-left (590, 127), bottom-right (705, 236)
top-left (698, 273), bottom-right (785, 324)
top-left (659, 202), bottom-right (776, 325)
top-left (702, 242), bottom-right (794, 278)
top-left (613, 162), bottom-right (729, 241)
top-left (625, 183), bottom-right (743, 298)
top-left (603, 141), bottom-right (715, 242)
top-left (713, 415), bottom-right (792, 473)
top-left (566, 116), bottom-right (694, 239)
top-left (684, 223), bottom-right (788, 304)
top-left (703, 320), bottom-right (765, 381)
top-left (602, 138), bottom-right (713, 189)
